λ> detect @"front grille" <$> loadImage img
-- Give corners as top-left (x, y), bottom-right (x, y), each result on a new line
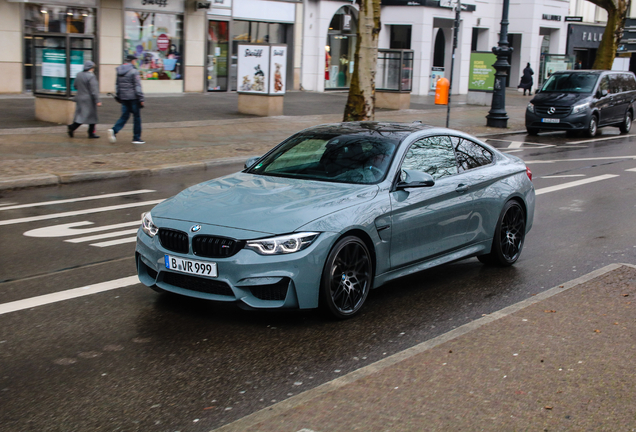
top-left (158, 228), bottom-right (189, 253)
top-left (535, 106), bottom-right (571, 117)
top-left (249, 278), bottom-right (290, 301)
top-left (193, 235), bottom-right (245, 258)
top-left (162, 272), bottom-right (234, 296)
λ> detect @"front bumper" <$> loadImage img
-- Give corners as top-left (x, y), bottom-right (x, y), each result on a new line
top-left (135, 227), bottom-right (339, 310)
top-left (525, 109), bottom-right (590, 131)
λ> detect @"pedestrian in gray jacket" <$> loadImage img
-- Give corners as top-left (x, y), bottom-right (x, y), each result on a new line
top-left (68, 61), bottom-right (101, 138)
top-left (108, 54), bottom-right (145, 145)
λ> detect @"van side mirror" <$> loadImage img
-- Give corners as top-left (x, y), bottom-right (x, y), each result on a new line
top-left (599, 89), bottom-right (609, 98)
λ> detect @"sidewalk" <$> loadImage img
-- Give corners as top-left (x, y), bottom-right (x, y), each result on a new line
top-left (0, 89), bottom-right (531, 190)
top-left (214, 263), bottom-right (636, 431)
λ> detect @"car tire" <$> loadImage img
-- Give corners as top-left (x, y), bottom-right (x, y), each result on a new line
top-left (586, 115), bottom-right (598, 137)
top-left (320, 236), bottom-right (373, 319)
top-left (620, 111), bottom-right (632, 134)
top-left (478, 200), bottom-right (526, 267)
top-left (526, 127), bottom-right (539, 136)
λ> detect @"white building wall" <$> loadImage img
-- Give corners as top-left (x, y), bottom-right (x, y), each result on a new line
top-left (0, 0), bottom-right (23, 93)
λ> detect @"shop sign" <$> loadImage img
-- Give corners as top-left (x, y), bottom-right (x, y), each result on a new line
top-left (269, 46), bottom-right (287, 95)
top-left (124, 0), bottom-right (184, 13)
top-left (542, 14), bottom-right (561, 21)
top-left (430, 66), bottom-right (444, 91)
top-left (468, 52), bottom-right (496, 92)
top-left (211, 0), bottom-right (231, 9)
top-left (567, 24), bottom-right (605, 49)
top-left (237, 44), bottom-right (271, 94)
top-left (565, 16), bottom-right (583, 22)
top-left (157, 34), bottom-right (170, 51)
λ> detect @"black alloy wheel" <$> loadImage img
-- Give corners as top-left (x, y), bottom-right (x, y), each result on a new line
top-left (478, 200), bottom-right (526, 266)
top-left (620, 111), bottom-right (632, 134)
top-left (321, 236), bottom-right (372, 319)
top-left (586, 115), bottom-right (598, 137)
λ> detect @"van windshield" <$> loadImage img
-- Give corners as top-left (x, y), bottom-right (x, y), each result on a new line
top-left (540, 73), bottom-right (598, 93)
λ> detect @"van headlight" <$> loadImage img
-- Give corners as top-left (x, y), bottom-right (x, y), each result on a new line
top-left (572, 103), bottom-right (588, 114)
top-left (527, 102), bottom-right (535, 113)
top-left (141, 212), bottom-right (158, 237)
top-left (246, 232), bottom-right (319, 255)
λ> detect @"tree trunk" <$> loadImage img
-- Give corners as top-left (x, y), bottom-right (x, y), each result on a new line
top-left (343, 0), bottom-right (381, 122)
top-left (589, 0), bottom-right (630, 70)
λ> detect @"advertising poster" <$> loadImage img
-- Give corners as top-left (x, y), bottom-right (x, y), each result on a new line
top-left (237, 44), bottom-right (270, 94)
top-left (544, 61), bottom-right (569, 79)
top-left (468, 52), bottom-right (497, 91)
top-left (430, 67), bottom-right (445, 91)
top-left (42, 49), bottom-right (66, 92)
top-left (70, 50), bottom-right (85, 91)
top-left (269, 45), bottom-right (287, 95)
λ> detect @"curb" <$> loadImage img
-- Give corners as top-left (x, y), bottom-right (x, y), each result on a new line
top-left (211, 263), bottom-right (634, 432)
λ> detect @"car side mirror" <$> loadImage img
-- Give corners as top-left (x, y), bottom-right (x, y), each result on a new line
top-left (396, 169), bottom-right (435, 190)
top-left (244, 156), bottom-right (260, 170)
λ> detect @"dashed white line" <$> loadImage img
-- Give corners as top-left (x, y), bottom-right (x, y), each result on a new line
top-left (540, 174), bottom-right (586, 179)
top-left (526, 156), bottom-right (636, 164)
top-left (535, 174), bottom-right (619, 195)
top-left (90, 237), bottom-right (138, 248)
top-left (0, 276), bottom-right (139, 316)
top-left (65, 228), bottom-right (139, 243)
top-left (0, 190), bottom-right (156, 211)
top-left (626, 168), bottom-right (636, 172)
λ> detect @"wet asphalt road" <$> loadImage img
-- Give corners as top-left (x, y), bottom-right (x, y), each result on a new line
top-left (1, 130), bottom-right (636, 431)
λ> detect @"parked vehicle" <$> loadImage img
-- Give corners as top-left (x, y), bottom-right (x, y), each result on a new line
top-left (136, 122), bottom-right (535, 319)
top-left (526, 70), bottom-right (636, 137)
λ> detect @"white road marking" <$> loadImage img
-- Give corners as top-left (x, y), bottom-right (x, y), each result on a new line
top-left (0, 276), bottom-right (139, 316)
top-left (569, 134), bottom-right (634, 144)
top-left (90, 237), bottom-right (138, 247)
top-left (535, 174), bottom-right (619, 195)
top-left (24, 220), bottom-right (140, 238)
top-left (0, 190), bottom-right (156, 211)
top-left (540, 174), bottom-right (586, 179)
top-left (626, 167), bottom-right (636, 172)
top-left (0, 202), bottom-right (17, 207)
top-left (526, 155), bottom-right (636, 164)
top-left (0, 199), bottom-right (164, 226)
top-left (65, 228), bottom-right (139, 243)
top-left (507, 141), bottom-right (524, 149)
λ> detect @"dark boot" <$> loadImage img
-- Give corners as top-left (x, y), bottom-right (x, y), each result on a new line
top-left (88, 124), bottom-right (99, 138)
top-left (67, 125), bottom-right (74, 138)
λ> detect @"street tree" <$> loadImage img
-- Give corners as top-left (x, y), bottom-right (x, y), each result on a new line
top-left (589, 0), bottom-right (631, 69)
top-left (343, 0), bottom-right (382, 122)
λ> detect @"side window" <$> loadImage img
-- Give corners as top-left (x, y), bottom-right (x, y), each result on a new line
top-left (451, 136), bottom-right (494, 172)
top-left (402, 136), bottom-right (458, 180)
top-left (628, 74), bottom-right (636, 91)
top-left (599, 76), bottom-right (610, 94)
top-left (613, 74), bottom-right (625, 93)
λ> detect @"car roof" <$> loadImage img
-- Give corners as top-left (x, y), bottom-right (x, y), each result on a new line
top-left (298, 121), bottom-right (437, 141)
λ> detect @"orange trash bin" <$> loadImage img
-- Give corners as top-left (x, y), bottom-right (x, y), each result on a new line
top-left (435, 77), bottom-right (450, 105)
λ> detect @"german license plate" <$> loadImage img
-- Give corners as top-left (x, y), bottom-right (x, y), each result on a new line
top-left (165, 255), bottom-right (218, 277)
top-left (541, 118), bottom-right (560, 123)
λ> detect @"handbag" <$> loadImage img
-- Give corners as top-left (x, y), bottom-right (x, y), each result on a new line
top-left (107, 92), bottom-right (121, 104)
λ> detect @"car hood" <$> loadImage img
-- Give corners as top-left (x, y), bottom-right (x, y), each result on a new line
top-left (531, 92), bottom-right (592, 106)
top-left (151, 172), bottom-right (379, 235)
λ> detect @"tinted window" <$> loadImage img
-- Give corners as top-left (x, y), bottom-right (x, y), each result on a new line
top-left (450, 136), bottom-right (494, 171)
top-left (541, 73), bottom-right (598, 93)
top-left (599, 76), bottom-right (610, 94)
top-left (402, 136), bottom-right (458, 180)
top-left (627, 74), bottom-right (636, 91)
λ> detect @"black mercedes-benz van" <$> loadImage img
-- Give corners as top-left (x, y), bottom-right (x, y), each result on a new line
top-left (525, 70), bottom-right (636, 137)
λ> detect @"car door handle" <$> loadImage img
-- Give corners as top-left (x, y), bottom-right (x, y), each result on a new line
top-left (455, 184), bottom-right (470, 193)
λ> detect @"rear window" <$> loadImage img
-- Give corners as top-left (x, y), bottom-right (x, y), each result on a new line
top-left (540, 73), bottom-right (598, 93)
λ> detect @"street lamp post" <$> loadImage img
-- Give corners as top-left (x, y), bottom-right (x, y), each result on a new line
top-left (486, 0), bottom-right (512, 128)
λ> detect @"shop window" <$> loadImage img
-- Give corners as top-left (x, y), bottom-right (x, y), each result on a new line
top-left (208, 21), bottom-right (229, 91)
top-left (390, 25), bottom-right (411, 50)
top-left (326, 7), bottom-right (357, 89)
top-left (25, 4), bottom-right (96, 35)
top-left (124, 11), bottom-right (183, 80)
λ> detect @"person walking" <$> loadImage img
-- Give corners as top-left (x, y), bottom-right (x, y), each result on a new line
top-left (67, 61), bottom-right (101, 139)
top-left (518, 63), bottom-right (534, 96)
top-left (108, 54), bottom-right (145, 144)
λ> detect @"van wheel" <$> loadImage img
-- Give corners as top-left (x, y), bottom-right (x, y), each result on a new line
top-left (526, 127), bottom-right (539, 136)
top-left (620, 111), bottom-right (632, 134)
top-left (586, 115), bottom-right (598, 137)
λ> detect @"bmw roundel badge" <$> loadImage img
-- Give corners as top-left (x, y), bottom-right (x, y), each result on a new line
top-left (191, 224), bottom-right (202, 232)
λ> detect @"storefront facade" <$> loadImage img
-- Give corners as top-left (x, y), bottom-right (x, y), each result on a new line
top-left (0, 0), bottom-right (300, 94)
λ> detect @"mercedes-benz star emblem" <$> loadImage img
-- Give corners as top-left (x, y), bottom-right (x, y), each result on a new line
top-left (191, 225), bottom-right (201, 232)
top-left (547, 107), bottom-right (556, 115)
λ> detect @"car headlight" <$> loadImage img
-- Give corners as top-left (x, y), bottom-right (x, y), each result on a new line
top-left (141, 212), bottom-right (158, 237)
top-left (572, 103), bottom-right (588, 114)
top-left (246, 232), bottom-right (319, 255)
top-left (527, 102), bottom-right (534, 113)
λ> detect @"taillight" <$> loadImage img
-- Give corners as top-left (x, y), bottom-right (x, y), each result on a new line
top-left (526, 166), bottom-right (533, 181)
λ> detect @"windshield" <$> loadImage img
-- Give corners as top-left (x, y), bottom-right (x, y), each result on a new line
top-left (247, 132), bottom-right (398, 184)
top-left (540, 73), bottom-right (598, 93)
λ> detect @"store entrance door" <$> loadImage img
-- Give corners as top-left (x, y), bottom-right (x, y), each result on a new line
top-left (207, 21), bottom-right (229, 91)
